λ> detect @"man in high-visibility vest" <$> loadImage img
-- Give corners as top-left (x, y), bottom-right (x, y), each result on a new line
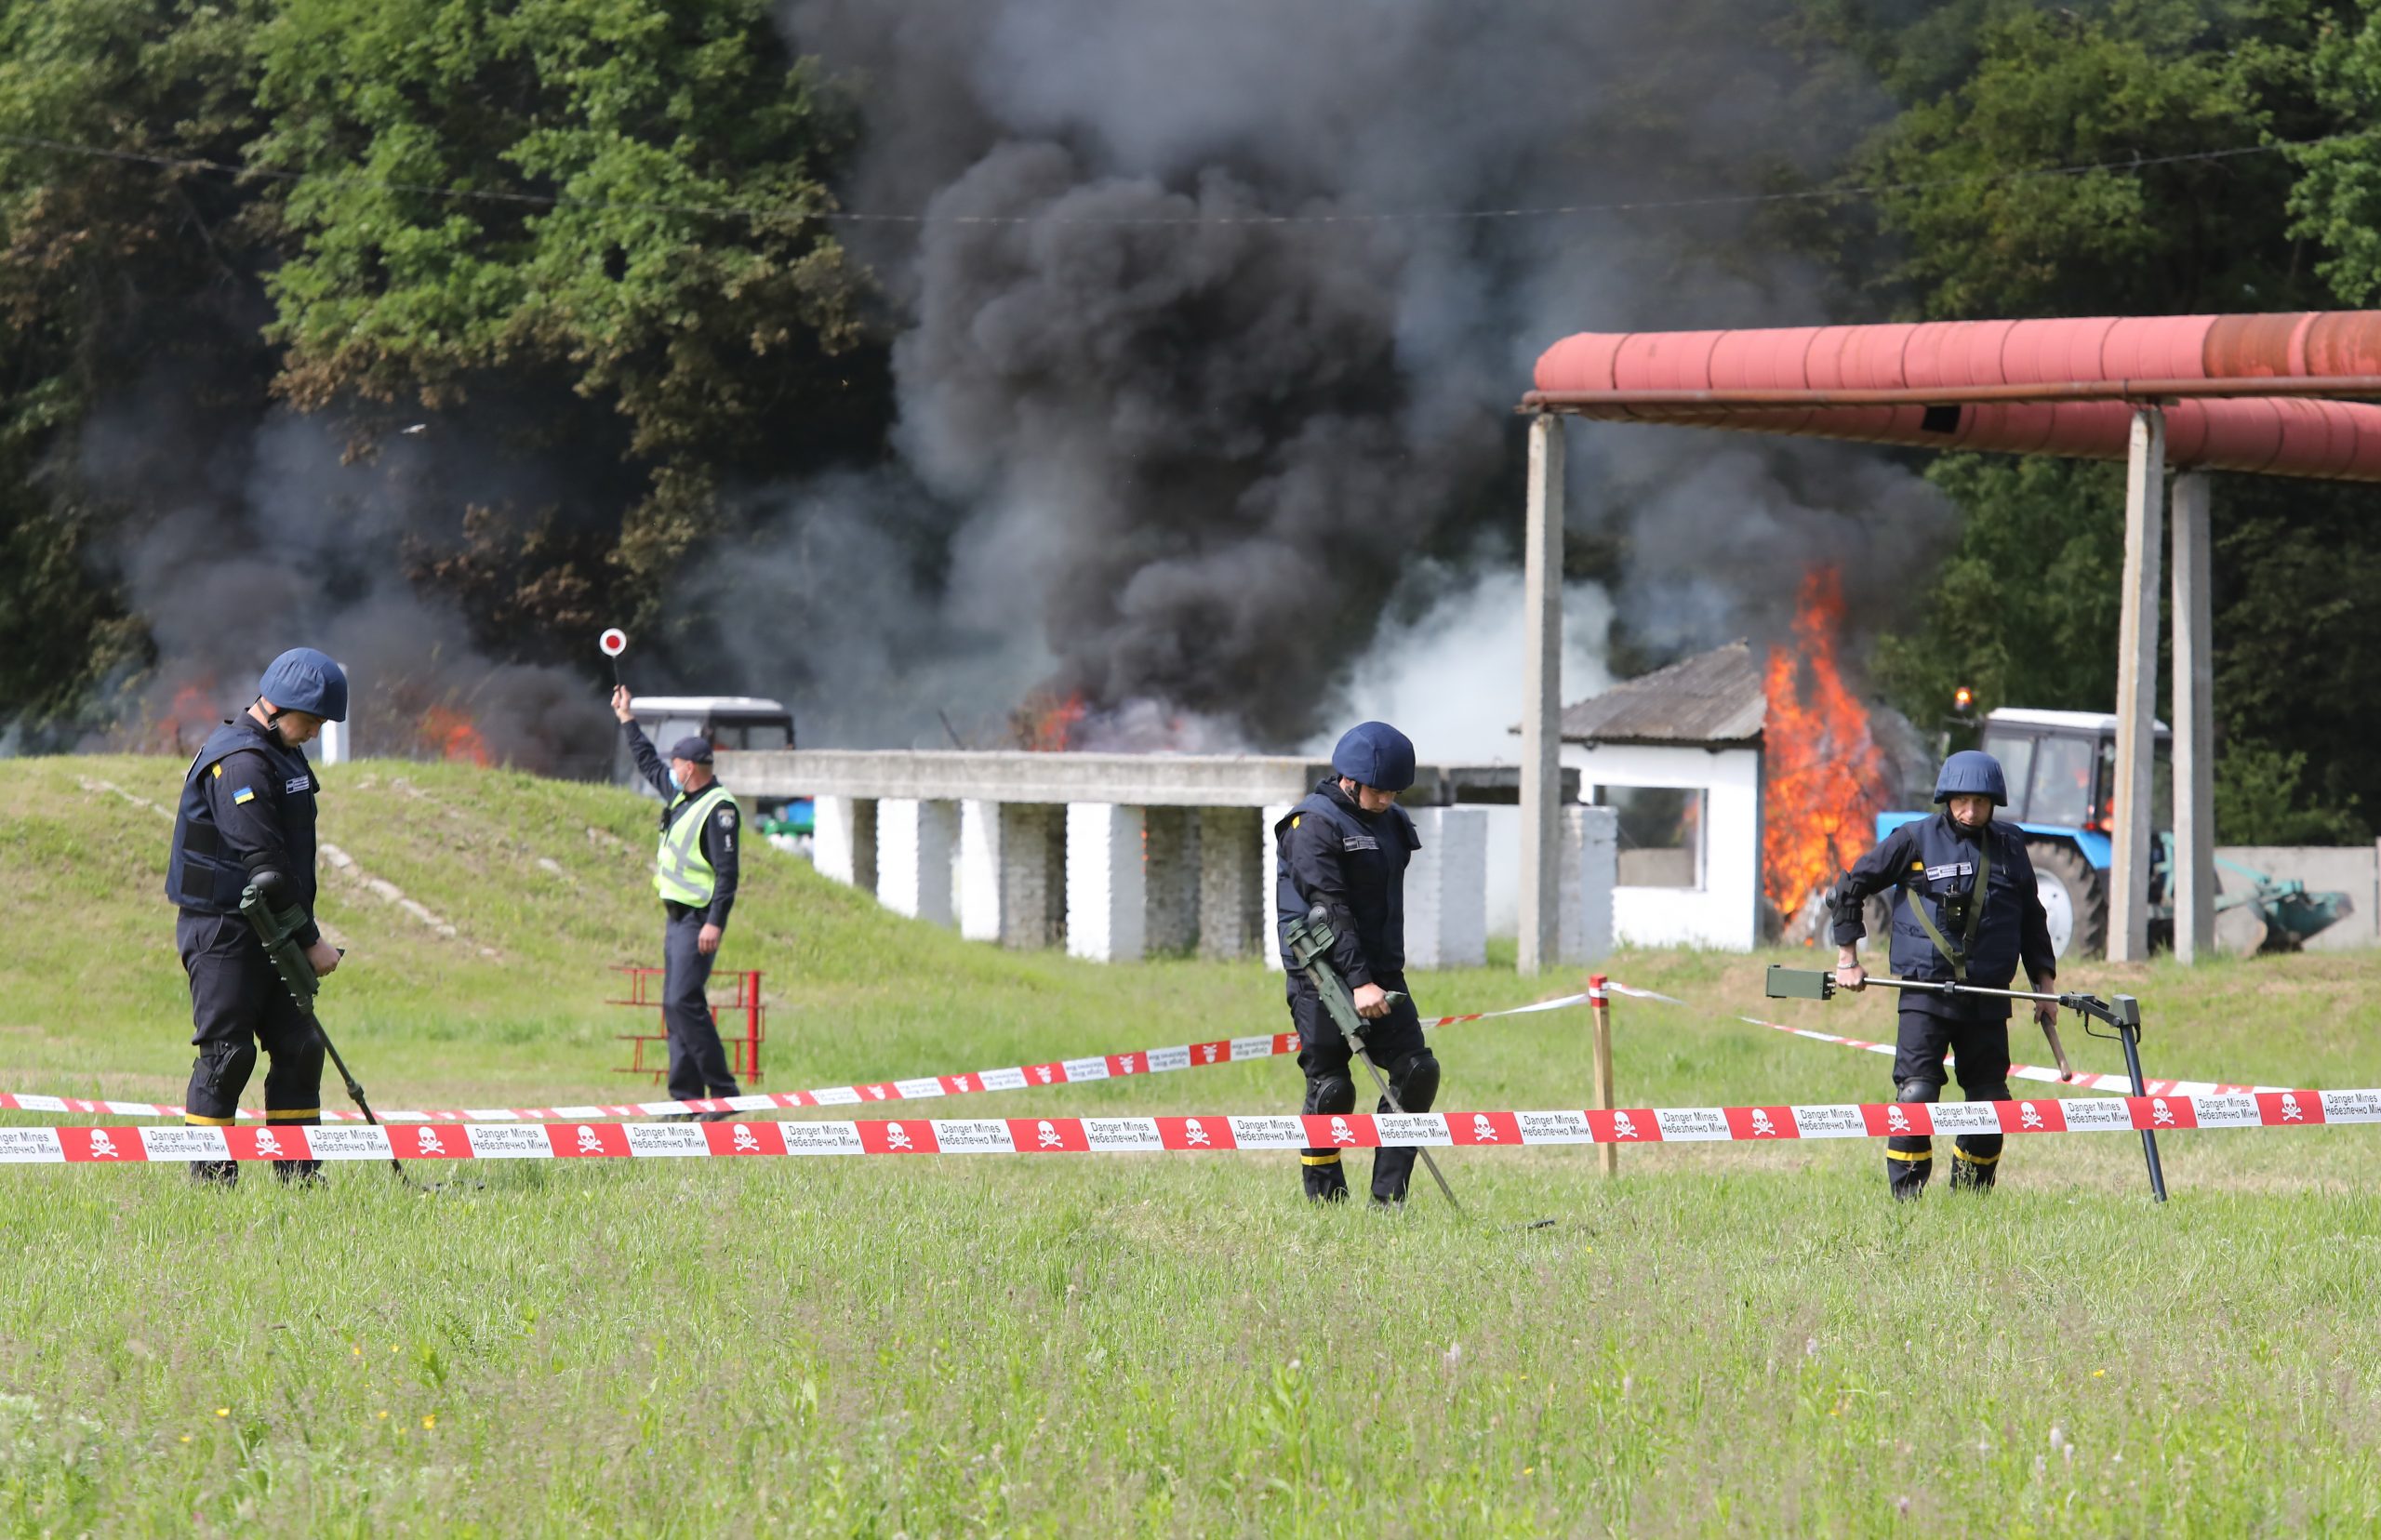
top-left (612, 686), bottom-right (742, 1109)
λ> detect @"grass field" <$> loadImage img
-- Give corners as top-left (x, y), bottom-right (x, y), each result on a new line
top-left (5, 756), bottom-right (2381, 1533)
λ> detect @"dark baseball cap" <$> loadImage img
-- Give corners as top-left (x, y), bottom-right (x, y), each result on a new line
top-left (667, 736), bottom-right (715, 763)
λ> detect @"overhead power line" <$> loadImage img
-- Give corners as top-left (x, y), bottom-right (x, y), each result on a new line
top-left (0, 128), bottom-right (2352, 231)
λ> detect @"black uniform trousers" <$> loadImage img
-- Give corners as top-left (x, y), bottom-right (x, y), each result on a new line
top-left (1886, 1003), bottom-right (2011, 1197)
top-left (178, 910), bottom-right (325, 1184)
top-left (662, 905), bottom-right (739, 1103)
top-left (1289, 971), bottom-right (1441, 1204)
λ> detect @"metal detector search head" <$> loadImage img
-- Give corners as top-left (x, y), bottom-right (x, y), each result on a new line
top-left (1764, 965), bottom-right (1836, 1002)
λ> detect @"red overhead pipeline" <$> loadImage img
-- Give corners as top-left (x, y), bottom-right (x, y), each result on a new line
top-left (1525, 312), bottom-right (2381, 482)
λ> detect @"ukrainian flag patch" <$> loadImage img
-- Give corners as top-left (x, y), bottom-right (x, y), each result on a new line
top-left (232, 786), bottom-right (257, 804)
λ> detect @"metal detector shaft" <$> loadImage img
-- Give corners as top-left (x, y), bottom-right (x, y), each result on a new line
top-left (240, 885), bottom-right (410, 1183)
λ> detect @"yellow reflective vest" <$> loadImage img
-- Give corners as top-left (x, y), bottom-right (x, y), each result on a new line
top-left (653, 784), bottom-right (737, 906)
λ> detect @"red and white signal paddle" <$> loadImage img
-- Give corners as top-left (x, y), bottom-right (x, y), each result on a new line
top-left (599, 627), bottom-right (628, 689)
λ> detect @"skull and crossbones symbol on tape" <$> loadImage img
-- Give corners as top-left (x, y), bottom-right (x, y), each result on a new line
top-left (1117, 1055), bottom-right (1137, 1074)
top-left (2020, 1103), bottom-right (2044, 1131)
top-left (1471, 1114), bottom-right (1499, 1143)
top-left (577, 1124), bottom-right (603, 1153)
top-left (255, 1129), bottom-right (285, 1158)
top-left (2281, 1093), bottom-right (2306, 1122)
top-left (1886, 1106), bottom-right (1912, 1134)
top-left (885, 1122), bottom-right (914, 1151)
top-left (1034, 1066), bottom-right (1056, 1084)
top-left (2152, 1099), bottom-right (2175, 1126)
top-left (419, 1129), bottom-right (446, 1155)
top-left (1613, 1111), bottom-right (1639, 1140)
top-left (1036, 1120), bottom-right (1064, 1148)
top-left (1183, 1118), bottom-right (1211, 1147)
top-left (88, 1130), bottom-right (120, 1159)
top-left (1749, 1109), bottom-right (1777, 1136)
top-left (734, 1125), bottom-right (762, 1152)
top-left (1330, 1116), bottom-right (1357, 1146)
top-left (1200, 1044), bottom-right (1219, 1064)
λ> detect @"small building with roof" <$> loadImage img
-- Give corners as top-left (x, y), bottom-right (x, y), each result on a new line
top-left (1557, 642), bottom-right (1763, 949)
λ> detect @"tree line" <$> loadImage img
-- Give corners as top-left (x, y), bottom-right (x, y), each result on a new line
top-left (6, 0), bottom-right (2381, 840)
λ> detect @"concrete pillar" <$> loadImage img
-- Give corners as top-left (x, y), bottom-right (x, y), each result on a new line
top-left (2110, 407), bottom-right (2165, 962)
top-left (1196, 807), bottom-right (1264, 960)
top-left (1261, 802), bottom-right (1295, 972)
top-left (960, 802), bottom-right (1061, 949)
top-left (1144, 806), bottom-right (1201, 956)
top-left (2171, 471), bottom-right (2216, 963)
top-left (1560, 803), bottom-right (1619, 965)
top-left (878, 798), bottom-right (958, 925)
top-left (1519, 412), bottom-right (1565, 975)
top-left (1067, 803), bottom-right (1147, 962)
top-left (813, 795), bottom-right (877, 894)
top-left (1406, 807), bottom-right (1489, 968)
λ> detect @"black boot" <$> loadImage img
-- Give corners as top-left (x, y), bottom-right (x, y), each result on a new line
top-left (1886, 1152), bottom-right (1932, 1201)
top-left (1302, 1156), bottom-right (1350, 1202)
top-left (1949, 1149), bottom-right (1998, 1192)
top-left (188, 1160), bottom-right (238, 1188)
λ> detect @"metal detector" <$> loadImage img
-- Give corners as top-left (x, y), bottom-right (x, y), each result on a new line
top-left (240, 883), bottom-right (425, 1189)
top-left (1767, 965), bottom-right (2167, 1202)
top-left (1283, 904), bottom-right (1463, 1213)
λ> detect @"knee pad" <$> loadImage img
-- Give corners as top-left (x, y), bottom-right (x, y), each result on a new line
top-left (1304, 1073), bottom-right (1357, 1117)
top-left (1390, 1052), bottom-right (1441, 1112)
top-left (194, 1038), bottom-right (259, 1092)
top-left (1896, 1078), bottom-right (1940, 1104)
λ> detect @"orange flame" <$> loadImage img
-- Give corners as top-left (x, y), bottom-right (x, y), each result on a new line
top-left (159, 679), bottom-right (219, 751)
top-left (1016, 689), bottom-right (1086, 752)
top-left (419, 706), bottom-right (491, 766)
top-left (1762, 568), bottom-right (1887, 923)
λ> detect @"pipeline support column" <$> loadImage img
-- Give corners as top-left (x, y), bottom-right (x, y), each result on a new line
top-left (2110, 408), bottom-right (2165, 962)
top-left (2171, 471), bottom-right (2216, 962)
top-left (1519, 412), bottom-right (1565, 975)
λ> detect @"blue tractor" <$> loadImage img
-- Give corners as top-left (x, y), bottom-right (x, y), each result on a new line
top-left (1872, 708), bottom-right (2352, 960)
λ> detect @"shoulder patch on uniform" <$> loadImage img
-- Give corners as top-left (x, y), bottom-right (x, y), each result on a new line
top-left (211, 763), bottom-right (223, 778)
top-left (232, 786), bottom-right (256, 804)
top-left (717, 806), bottom-right (736, 826)
top-left (1341, 833), bottom-right (1381, 852)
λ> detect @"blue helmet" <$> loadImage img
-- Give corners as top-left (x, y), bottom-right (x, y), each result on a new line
top-left (256, 647), bottom-right (349, 723)
top-left (1330, 720), bottom-right (1417, 792)
top-left (1934, 750), bottom-right (2007, 805)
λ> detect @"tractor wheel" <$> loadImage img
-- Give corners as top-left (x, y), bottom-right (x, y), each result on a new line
top-left (2028, 840), bottom-right (2108, 962)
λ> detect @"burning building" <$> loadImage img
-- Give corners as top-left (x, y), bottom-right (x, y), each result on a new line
top-left (1556, 570), bottom-right (1899, 950)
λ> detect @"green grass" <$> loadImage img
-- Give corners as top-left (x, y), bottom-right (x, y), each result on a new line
top-left (4, 756), bottom-right (2381, 1533)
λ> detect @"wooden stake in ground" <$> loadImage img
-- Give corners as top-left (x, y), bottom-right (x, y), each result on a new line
top-left (1590, 974), bottom-right (1616, 1176)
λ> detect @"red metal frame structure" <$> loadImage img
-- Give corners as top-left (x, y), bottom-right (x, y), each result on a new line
top-left (610, 965), bottom-right (766, 1084)
top-left (1509, 311), bottom-right (2381, 972)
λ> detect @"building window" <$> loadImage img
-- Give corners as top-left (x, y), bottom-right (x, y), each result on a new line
top-left (1601, 786), bottom-right (1704, 888)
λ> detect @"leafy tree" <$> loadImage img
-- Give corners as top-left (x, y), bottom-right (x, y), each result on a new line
top-left (1816, 0), bottom-right (2378, 840)
top-left (0, 0), bottom-right (275, 736)
top-left (248, 0), bottom-right (877, 608)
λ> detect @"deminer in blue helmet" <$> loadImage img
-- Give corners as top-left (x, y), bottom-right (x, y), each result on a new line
top-left (610, 684), bottom-right (744, 1114)
top-left (1273, 721), bottom-right (1440, 1205)
top-left (1830, 750), bottom-right (2061, 1200)
top-left (163, 648), bottom-right (349, 1185)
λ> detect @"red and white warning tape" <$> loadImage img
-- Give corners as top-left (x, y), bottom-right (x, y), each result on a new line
top-left (1601, 981), bottom-right (2280, 1097)
top-left (0, 1086), bottom-right (2355, 1164)
top-left (0, 992), bottom-right (1593, 1124)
